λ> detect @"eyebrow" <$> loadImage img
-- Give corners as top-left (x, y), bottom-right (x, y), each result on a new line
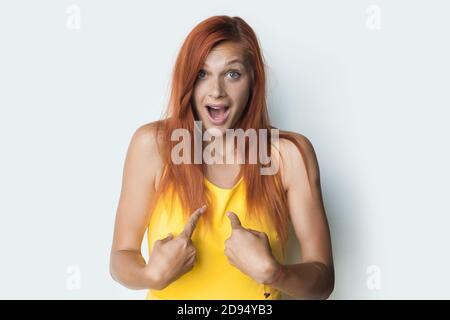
top-left (203, 59), bottom-right (246, 68)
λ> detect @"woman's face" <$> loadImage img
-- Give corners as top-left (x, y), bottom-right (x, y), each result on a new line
top-left (192, 41), bottom-right (252, 134)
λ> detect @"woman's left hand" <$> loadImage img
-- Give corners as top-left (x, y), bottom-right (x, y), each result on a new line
top-left (224, 211), bottom-right (280, 284)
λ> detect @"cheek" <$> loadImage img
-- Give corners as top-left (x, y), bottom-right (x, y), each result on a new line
top-left (192, 88), bottom-right (205, 112)
top-left (230, 85), bottom-right (250, 112)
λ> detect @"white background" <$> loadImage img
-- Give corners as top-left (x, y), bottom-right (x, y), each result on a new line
top-left (1, 0), bottom-right (449, 299)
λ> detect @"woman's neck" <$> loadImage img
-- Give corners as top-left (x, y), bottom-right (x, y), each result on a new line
top-left (201, 134), bottom-right (239, 165)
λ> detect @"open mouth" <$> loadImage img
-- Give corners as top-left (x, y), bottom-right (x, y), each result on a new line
top-left (205, 104), bottom-right (231, 125)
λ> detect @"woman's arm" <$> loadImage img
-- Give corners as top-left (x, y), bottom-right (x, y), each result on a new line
top-left (265, 132), bottom-right (335, 299)
top-left (110, 122), bottom-right (164, 290)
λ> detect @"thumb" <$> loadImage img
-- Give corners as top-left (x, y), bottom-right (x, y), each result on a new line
top-left (226, 211), bottom-right (242, 229)
top-left (160, 233), bottom-right (173, 243)
top-left (247, 228), bottom-right (267, 240)
top-left (247, 228), bottom-right (261, 236)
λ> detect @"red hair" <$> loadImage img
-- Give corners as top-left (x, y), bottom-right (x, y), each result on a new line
top-left (152, 15), bottom-right (308, 252)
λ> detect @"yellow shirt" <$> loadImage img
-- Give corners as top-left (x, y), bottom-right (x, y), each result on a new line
top-left (146, 176), bottom-right (285, 300)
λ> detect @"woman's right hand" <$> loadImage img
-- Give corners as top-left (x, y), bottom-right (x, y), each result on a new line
top-left (145, 205), bottom-right (206, 290)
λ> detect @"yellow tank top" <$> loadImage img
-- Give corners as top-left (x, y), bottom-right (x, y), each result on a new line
top-left (145, 175), bottom-right (286, 300)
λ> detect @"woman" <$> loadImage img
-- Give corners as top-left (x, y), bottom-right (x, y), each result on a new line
top-left (110, 15), bottom-right (334, 300)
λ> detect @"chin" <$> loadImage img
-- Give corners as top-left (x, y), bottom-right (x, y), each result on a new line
top-left (203, 122), bottom-right (230, 136)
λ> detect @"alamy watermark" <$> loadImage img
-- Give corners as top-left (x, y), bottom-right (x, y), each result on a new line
top-left (66, 5), bottom-right (81, 30)
top-left (170, 121), bottom-right (280, 175)
top-left (366, 4), bottom-right (382, 30)
top-left (366, 265), bottom-right (381, 290)
top-left (66, 265), bottom-right (81, 290)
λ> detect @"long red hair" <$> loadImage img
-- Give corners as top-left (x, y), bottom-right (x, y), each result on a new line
top-left (152, 15), bottom-right (307, 252)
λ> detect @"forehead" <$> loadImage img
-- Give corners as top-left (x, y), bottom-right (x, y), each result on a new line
top-left (203, 42), bottom-right (246, 68)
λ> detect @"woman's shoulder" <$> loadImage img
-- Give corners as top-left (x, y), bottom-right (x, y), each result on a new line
top-left (133, 119), bottom-right (166, 143)
top-left (129, 120), bottom-right (167, 185)
top-left (131, 119), bottom-right (170, 158)
top-left (277, 129), bottom-right (315, 158)
top-left (274, 129), bottom-right (319, 191)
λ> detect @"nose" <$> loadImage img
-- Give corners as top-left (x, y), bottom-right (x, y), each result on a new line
top-left (208, 77), bottom-right (226, 99)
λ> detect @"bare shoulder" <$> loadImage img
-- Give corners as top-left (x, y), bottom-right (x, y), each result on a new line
top-left (278, 130), bottom-right (317, 162)
top-left (132, 120), bottom-right (165, 150)
top-left (276, 130), bottom-right (321, 191)
top-left (126, 120), bottom-right (166, 187)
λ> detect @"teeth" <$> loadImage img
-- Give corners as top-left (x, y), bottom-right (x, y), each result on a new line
top-left (207, 105), bottom-right (228, 109)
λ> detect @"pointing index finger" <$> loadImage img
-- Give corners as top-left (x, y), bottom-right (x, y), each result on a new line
top-left (180, 205), bottom-right (206, 239)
